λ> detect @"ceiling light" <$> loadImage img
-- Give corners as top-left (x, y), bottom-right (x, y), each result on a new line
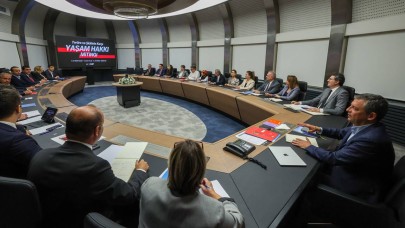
top-left (103, 0), bottom-right (158, 19)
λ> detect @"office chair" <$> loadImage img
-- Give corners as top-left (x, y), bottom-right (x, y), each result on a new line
top-left (254, 76), bottom-right (259, 89)
top-left (185, 69), bottom-right (190, 75)
top-left (207, 71), bottom-right (213, 78)
top-left (126, 67), bottom-right (135, 74)
top-left (134, 67), bottom-right (143, 75)
top-left (342, 85), bottom-right (356, 117)
top-left (297, 81), bottom-right (308, 101)
top-left (237, 74), bottom-right (243, 84)
top-left (276, 78), bottom-right (283, 86)
top-left (84, 212), bottom-right (125, 228)
top-left (224, 72), bottom-right (230, 78)
top-left (310, 156), bottom-right (405, 228)
top-left (0, 176), bottom-right (42, 228)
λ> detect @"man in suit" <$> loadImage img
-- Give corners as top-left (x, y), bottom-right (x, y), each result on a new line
top-left (28, 105), bottom-right (150, 227)
top-left (143, 64), bottom-right (155, 76)
top-left (10, 66), bottom-right (35, 89)
top-left (209, 69), bottom-right (226, 85)
top-left (21, 65), bottom-right (42, 86)
top-left (254, 71), bottom-right (282, 94)
top-left (154, 63), bottom-right (166, 77)
top-left (0, 71), bottom-right (32, 96)
top-left (0, 85), bottom-right (41, 179)
top-left (292, 93), bottom-right (394, 203)
top-left (292, 73), bottom-right (349, 116)
top-left (44, 65), bottom-right (61, 80)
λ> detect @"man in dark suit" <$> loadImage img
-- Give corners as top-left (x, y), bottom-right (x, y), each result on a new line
top-left (10, 66), bottom-right (35, 89)
top-left (293, 73), bottom-right (349, 116)
top-left (44, 65), bottom-right (61, 80)
top-left (292, 93), bottom-right (394, 203)
top-left (0, 85), bottom-right (41, 179)
top-left (20, 65), bottom-right (41, 86)
top-left (0, 71), bottom-right (32, 96)
top-left (28, 105), bottom-right (150, 228)
top-left (254, 71), bottom-right (282, 94)
top-left (154, 63), bottom-right (166, 77)
top-left (209, 69), bottom-right (226, 85)
top-left (143, 64), bottom-right (156, 76)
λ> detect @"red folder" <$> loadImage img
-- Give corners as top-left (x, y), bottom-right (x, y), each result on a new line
top-left (245, 126), bottom-right (280, 142)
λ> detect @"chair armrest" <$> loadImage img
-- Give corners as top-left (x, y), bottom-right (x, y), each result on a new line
top-left (84, 212), bottom-right (125, 228)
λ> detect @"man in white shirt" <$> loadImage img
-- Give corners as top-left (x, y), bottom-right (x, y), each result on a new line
top-left (187, 65), bottom-right (200, 81)
top-left (292, 73), bottom-right (349, 116)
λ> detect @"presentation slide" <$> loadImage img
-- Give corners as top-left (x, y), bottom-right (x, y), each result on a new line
top-left (55, 35), bottom-right (116, 68)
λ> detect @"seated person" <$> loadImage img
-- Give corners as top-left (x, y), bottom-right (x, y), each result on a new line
top-left (0, 71), bottom-right (32, 96)
top-left (266, 75), bottom-right (300, 101)
top-left (0, 85), bottom-right (41, 179)
top-left (28, 105), bottom-right (150, 228)
top-left (165, 64), bottom-right (175, 78)
top-left (10, 66), bottom-right (35, 89)
top-left (209, 69), bottom-right (226, 86)
top-left (253, 71), bottom-right (281, 94)
top-left (139, 140), bottom-right (244, 228)
top-left (21, 65), bottom-right (42, 87)
top-left (292, 73), bottom-right (349, 116)
top-left (225, 69), bottom-right (240, 87)
top-left (187, 65), bottom-right (200, 81)
top-left (44, 65), bottom-right (61, 80)
top-left (198, 70), bottom-right (209, 82)
top-left (292, 94), bottom-right (394, 203)
top-left (155, 64), bottom-right (167, 77)
top-left (143, 64), bottom-right (155, 76)
top-left (177, 65), bottom-right (188, 78)
top-left (236, 71), bottom-right (255, 90)
top-left (31, 65), bottom-right (48, 83)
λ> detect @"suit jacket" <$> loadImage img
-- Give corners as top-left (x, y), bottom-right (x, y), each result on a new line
top-left (144, 68), bottom-right (156, 76)
top-left (301, 87), bottom-right (349, 116)
top-left (239, 79), bottom-right (255, 90)
top-left (27, 141), bottom-right (149, 228)
top-left (277, 86), bottom-right (300, 101)
top-left (139, 177), bottom-right (244, 228)
top-left (305, 123), bottom-right (394, 203)
top-left (11, 75), bottom-right (31, 88)
top-left (44, 69), bottom-right (61, 80)
top-left (210, 74), bottom-right (226, 85)
top-left (155, 68), bottom-right (167, 77)
top-left (31, 72), bottom-right (45, 82)
top-left (0, 122), bottom-right (41, 179)
top-left (20, 73), bottom-right (37, 86)
top-left (257, 79), bottom-right (282, 94)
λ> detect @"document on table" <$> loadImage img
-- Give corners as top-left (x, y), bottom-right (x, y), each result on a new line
top-left (236, 132), bottom-right (267, 145)
top-left (283, 104), bottom-right (308, 110)
top-left (110, 142), bottom-right (148, 181)
top-left (285, 134), bottom-right (319, 147)
top-left (269, 98), bottom-right (283, 102)
top-left (159, 168), bottom-right (169, 180)
top-left (116, 142), bottom-right (148, 159)
top-left (301, 109), bottom-right (330, 116)
top-left (21, 103), bottom-right (36, 108)
top-left (24, 110), bottom-right (41, 118)
top-left (51, 134), bottom-right (106, 145)
top-left (97, 145), bottom-right (124, 165)
top-left (29, 123), bottom-right (64, 135)
top-left (17, 116), bottom-right (42, 125)
top-left (199, 180), bottom-right (230, 198)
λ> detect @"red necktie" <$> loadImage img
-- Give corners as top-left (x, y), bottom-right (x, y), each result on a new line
top-left (27, 75), bottom-right (34, 82)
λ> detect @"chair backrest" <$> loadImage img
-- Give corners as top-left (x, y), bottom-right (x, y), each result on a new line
top-left (342, 86), bottom-right (356, 117)
top-left (185, 69), bottom-right (190, 75)
top-left (126, 67), bottom-right (135, 74)
top-left (134, 67), bottom-right (143, 75)
top-left (276, 78), bottom-right (283, 86)
top-left (297, 81), bottom-right (308, 101)
top-left (0, 176), bottom-right (42, 228)
top-left (385, 156), bottom-right (405, 222)
top-left (84, 212), bottom-right (125, 228)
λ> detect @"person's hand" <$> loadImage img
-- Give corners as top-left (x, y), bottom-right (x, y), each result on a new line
top-left (274, 94), bottom-right (280, 98)
top-left (297, 123), bottom-right (320, 133)
top-left (292, 138), bottom-right (311, 149)
top-left (253, 90), bottom-right (258, 93)
top-left (27, 86), bottom-right (35, 91)
top-left (135, 159), bottom-right (149, 172)
top-left (307, 107), bottom-right (320, 113)
top-left (18, 113), bottom-right (28, 121)
top-left (264, 93), bottom-right (272, 97)
top-left (291, 101), bottom-right (299, 105)
top-left (24, 90), bottom-right (32, 95)
top-left (55, 76), bottom-right (60, 79)
top-left (200, 178), bottom-right (221, 200)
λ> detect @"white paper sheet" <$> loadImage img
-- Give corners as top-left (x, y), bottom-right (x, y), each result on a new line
top-left (97, 145), bottom-right (124, 165)
top-left (51, 134), bottom-right (106, 145)
top-left (301, 109), bottom-right (330, 116)
top-left (236, 132), bottom-right (267, 145)
top-left (29, 123), bottom-right (64, 135)
top-left (285, 134), bottom-right (319, 147)
top-left (116, 142), bottom-right (148, 159)
top-left (17, 116), bottom-right (42, 125)
top-left (199, 180), bottom-right (230, 198)
top-left (270, 98), bottom-right (283, 102)
top-left (111, 159), bottom-right (137, 181)
top-left (275, 124), bottom-right (290, 130)
top-left (283, 104), bottom-right (309, 110)
top-left (24, 110), bottom-right (41, 118)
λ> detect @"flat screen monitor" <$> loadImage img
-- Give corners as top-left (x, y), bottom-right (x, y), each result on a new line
top-left (55, 35), bottom-right (116, 68)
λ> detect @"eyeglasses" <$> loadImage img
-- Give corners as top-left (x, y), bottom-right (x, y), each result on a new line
top-left (173, 140), bottom-right (204, 150)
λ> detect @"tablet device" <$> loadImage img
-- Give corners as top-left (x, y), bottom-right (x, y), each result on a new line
top-left (41, 107), bottom-right (58, 123)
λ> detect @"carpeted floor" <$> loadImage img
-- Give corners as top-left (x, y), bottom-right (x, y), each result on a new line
top-left (68, 85), bottom-right (247, 142)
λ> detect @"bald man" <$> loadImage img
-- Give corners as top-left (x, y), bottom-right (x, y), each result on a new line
top-left (28, 105), bottom-right (150, 228)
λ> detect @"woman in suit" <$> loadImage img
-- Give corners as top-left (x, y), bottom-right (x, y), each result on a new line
top-left (225, 69), bottom-right (240, 87)
top-left (237, 71), bottom-right (255, 90)
top-left (266, 75), bottom-right (300, 101)
top-left (139, 140), bottom-right (244, 228)
top-left (31, 66), bottom-right (47, 83)
top-left (165, 64), bottom-right (174, 77)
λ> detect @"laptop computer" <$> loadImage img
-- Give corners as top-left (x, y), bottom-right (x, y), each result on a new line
top-left (269, 146), bottom-right (307, 167)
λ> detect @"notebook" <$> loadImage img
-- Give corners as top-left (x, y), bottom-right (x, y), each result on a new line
top-left (270, 146), bottom-right (307, 167)
top-left (245, 126), bottom-right (280, 142)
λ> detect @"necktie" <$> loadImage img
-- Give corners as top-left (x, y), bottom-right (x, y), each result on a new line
top-left (264, 81), bottom-right (272, 92)
top-left (27, 75), bottom-right (34, 82)
top-left (318, 89), bottom-right (332, 108)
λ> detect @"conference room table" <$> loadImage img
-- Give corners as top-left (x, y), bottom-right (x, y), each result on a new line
top-left (22, 76), bottom-right (348, 228)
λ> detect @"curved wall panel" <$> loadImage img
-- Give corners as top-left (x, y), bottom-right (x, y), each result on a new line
top-left (276, 39), bottom-right (329, 87)
top-left (229, 0), bottom-right (267, 37)
top-left (199, 46), bottom-right (224, 71)
top-left (27, 44), bottom-right (48, 68)
top-left (279, 0), bottom-right (331, 32)
top-left (141, 48), bottom-right (163, 69)
top-left (25, 3), bottom-right (48, 39)
top-left (117, 48), bottom-right (135, 69)
top-left (137, 19), bottom-right (162, 43)
top-left (113, 20), bottom-right (133, 44)
top-left (166, 15), bottom-right (192, 42)
top-left (232, 44), bottom-right (266, 79)
top-left (54, 13), bottom-right (76, 37)
top-left (195, 6), bottom-right (224, 40)
top-left (86, 18), bottom-right (109, 39)
top-left (0, 1), bottom-right (17, 34)
top-left (353, 0), bottom-right (405, 22)
top-left (0, 41), bottom-right (20, 67)
top-left (169, 48), bottom-right (192, 70)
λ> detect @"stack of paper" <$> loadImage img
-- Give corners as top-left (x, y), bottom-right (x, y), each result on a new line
top-left (285, 134), bottom-right (319, 147)
top-left (110, 142), bottom-right (148, 181)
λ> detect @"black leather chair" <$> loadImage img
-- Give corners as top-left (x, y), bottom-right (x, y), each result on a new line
top-left (134, 67), bottom-right (143, 75)
top-left (310, 156), bottom-right (405, 228)
top-left (297, 81), bottom-right (308, 101)
top-left (342, 85), bottom-right (356, 117)
top-left (276, 78), bottom-right (283, 86)
top-left (224, 72), bottom-right (230, 78)
top-left (0, 176), bottom-right (42, 228)
top-left (126, 67), bottom-right (135, 74)
top-left (84, 212), bottom-right (125, 228)
top-left (237, 74), bottom-right (243, 84)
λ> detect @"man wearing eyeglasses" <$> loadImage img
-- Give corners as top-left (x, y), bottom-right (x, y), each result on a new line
top-left (292, 73), bottom-right (349, 116)
top-left (0, 85), bottom-right (41, 179)
top-left (28, 105), bottom-right (150, 227)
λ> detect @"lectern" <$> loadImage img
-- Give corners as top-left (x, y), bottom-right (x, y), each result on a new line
top-left (112, 82), bottom-right (143, 108)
